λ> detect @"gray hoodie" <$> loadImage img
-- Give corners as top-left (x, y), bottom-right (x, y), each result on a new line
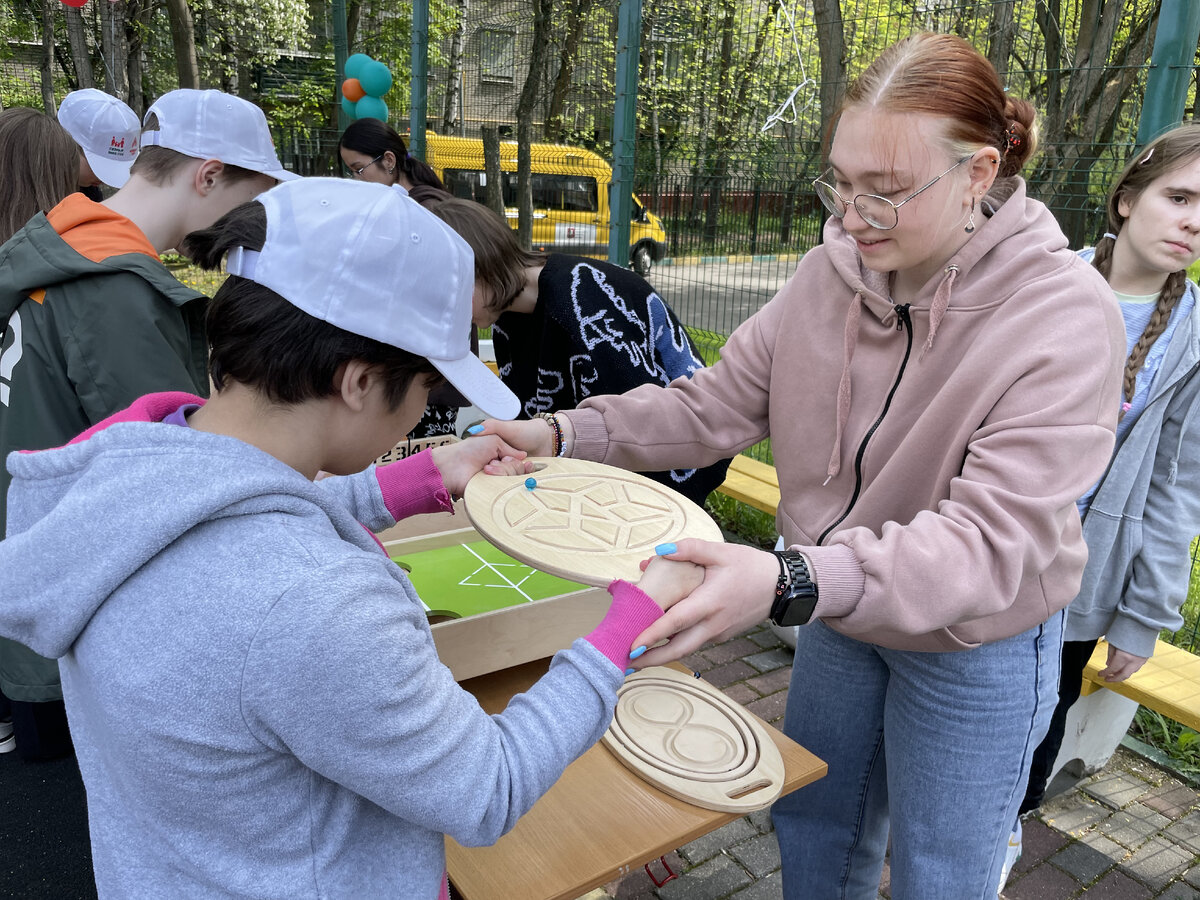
top-left (0, 406), bottom-right (625, 898)
top-left (1066, 278), bottom-right (1200, 658)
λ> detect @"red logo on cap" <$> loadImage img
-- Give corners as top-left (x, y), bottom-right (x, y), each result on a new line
top-left (111, 137), bottom-right (124, 149)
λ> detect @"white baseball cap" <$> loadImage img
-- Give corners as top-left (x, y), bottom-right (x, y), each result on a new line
top-left (57, 89), bottom-right (140, 188)
top-left (224, 178), bottom-right (519, 420)
top-left (140, 89), bottom-right (298, 183)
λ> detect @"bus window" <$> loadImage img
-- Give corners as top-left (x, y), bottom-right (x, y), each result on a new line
top-left (500, 173), bottom-right (598, 212)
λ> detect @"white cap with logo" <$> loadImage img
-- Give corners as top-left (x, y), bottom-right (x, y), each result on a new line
top-left (57, 89), bottom-right (140, 188)
top-left (224, 178), bottom-right (519, 420)
top-left (140, 89), bottom-right (298, 183)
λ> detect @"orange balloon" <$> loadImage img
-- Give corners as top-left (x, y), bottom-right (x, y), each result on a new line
top-left (341, 78), bottom-right (366, 102)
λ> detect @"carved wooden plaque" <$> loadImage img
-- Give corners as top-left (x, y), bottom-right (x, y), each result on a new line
top-left (463, 458), bottom-right (723, 586)
top-left (601, 667), bottom-right (784, 813)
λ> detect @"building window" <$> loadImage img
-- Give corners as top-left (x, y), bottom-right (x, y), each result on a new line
top-left (480, 29), bottom-right (515, 83)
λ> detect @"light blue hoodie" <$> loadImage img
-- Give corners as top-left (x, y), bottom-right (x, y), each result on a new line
top-left (0, 398), bottom-right (629, 898)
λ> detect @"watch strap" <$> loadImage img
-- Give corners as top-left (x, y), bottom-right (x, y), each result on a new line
top-left (769, 550), bottom-right (818, 627)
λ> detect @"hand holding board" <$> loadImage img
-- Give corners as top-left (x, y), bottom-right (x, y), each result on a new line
top-left (463, 458), bottom-right (723, 587)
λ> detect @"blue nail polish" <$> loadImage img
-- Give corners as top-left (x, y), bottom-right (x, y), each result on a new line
top-left (624, 667), bottom-right (636, 676)
top-left (466, 424), bottom-right (484, 435)
top-left (654, 542), bottom-right (676, 556)
top-left (629, 645), bottom-right (647, 659)
top-left (525, 477), bottom-right (537, 490)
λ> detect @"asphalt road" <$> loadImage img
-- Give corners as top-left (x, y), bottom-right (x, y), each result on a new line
top-left (647, 256), bottom-right (800, 337)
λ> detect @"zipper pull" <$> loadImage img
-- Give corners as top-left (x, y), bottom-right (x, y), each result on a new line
top-left (894, 303), bottom-right (911, 331)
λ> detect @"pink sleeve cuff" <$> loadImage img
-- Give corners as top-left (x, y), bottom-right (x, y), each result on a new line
top-left (583, 580), bottom-right (664, 669)
top-left (374, 449), bottom-right (454, 522)
top-left (561, 407), bottom-right (609, 462)
top-left (800, 542), bottom-right (865, 620)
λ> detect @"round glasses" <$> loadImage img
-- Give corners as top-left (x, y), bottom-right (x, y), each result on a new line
top-left (812, 155), bottom-right (971, 231)
top-left (348, 153), bottom-right (384, 179)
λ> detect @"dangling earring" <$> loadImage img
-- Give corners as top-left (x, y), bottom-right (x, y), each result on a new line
top-left (387, 166), bottom-right (394, 174)
top-left (964, 197), bottom-right (976, 234)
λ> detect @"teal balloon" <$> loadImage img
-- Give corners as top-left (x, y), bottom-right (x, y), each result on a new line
top-left (340, 95), bottom-right (359, 121)
top-left (359, 61), bottom-right (393, 97)
top-left (355, 95), bottom-right (388, 122)
top-left (344, 53), bottom-right (373, 81)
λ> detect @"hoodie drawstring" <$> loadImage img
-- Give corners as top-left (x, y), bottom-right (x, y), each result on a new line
top-left (922, 265), bottom-right (958, 358)
top-left (825, 291), bottom-right (863, 484)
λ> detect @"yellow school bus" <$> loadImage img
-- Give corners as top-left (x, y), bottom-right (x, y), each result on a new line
top-left (421, 133), bottom-right (668, 275)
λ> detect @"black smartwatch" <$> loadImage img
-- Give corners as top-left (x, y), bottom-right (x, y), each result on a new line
top-left (769, 550), bottom-right (819, 627)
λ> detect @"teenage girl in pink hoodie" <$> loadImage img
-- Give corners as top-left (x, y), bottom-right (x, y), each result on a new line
top-left (476, 32), bottom-right (1127, 900)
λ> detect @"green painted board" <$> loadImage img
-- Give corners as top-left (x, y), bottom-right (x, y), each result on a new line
top-left (390, 540), bottom-right (587, 620)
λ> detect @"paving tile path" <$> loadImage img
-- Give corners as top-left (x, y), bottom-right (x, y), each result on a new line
top-left (574, 624), bottom-right (1200, 900)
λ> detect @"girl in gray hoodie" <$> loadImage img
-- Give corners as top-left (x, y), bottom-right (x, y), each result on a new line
top-left (0, 179), bottom-right (701, 899)
top-left (1012, 123), bottom-right (1200, 880)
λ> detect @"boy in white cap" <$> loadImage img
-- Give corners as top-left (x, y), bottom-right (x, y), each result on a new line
top-left (0, 88), bottom-right (296, 762)
top-left (0, 178), bottom-right (699, 897)
top-left (57, 88), bottom-right (141, 191)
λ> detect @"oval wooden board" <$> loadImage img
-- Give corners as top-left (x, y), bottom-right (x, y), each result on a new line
top-left (463, 458), bottom-right (723, 586)
top-left (601, 667), bottom-right (784, 813)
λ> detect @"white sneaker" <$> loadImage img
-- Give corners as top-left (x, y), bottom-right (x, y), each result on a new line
top-left (0, 718), bottom-right (14, 754)
top-left (997, 820), bottom-right (1022, 894)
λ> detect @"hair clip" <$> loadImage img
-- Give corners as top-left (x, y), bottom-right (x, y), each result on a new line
top-left (1139, 148), bottom-right (1154, 165)
top-left (1004, 124), bottom-right (1022, 153)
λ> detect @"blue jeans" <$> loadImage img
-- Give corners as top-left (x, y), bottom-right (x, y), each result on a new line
top-left (773, 614), bottom-right (1062, 900)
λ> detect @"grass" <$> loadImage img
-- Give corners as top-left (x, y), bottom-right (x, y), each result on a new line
top-left (171, 263), bottom-right (227, 297)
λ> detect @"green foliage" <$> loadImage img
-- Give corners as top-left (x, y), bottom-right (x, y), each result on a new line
top-left (1131, 707), bottom-right (1200, 778)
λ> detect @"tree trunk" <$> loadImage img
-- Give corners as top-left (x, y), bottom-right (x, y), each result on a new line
top-left (98, 0), bottom-right (130, 101)
top-left (126, 0), bottom-right (154, 115)
top-left (986, 0), bottom-right (1016, 81)
top-left (39, 0), bottom-right (56, 114)
top-left (442, 0), bottom-right (467, 133)
top-left (64, 6), bottom-right (94, 90)
top-left (164, 0), bottom-right (201, 89)
top-left (481, 126), bottom-right (506, 218)
top-left (701, 0), bottom-right (736, 247)
top-left (1029, 0), bottom-right (1154, 246)
top-left (347, 0), bottom-right (362, 52)
top-left (811, 0), bottom-right (845, 156)
top-left (514, 0), bottom-right (552, 250)
top-left (544, 0), bottom-right (596, 143)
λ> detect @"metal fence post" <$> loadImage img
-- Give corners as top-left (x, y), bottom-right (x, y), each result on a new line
top-left (410, 0), bottom-right (429, 161)
top-left (1136, 0), bottom-right (1200, 147)
top-left (608, 0), bottom-right (642, 268)
top-left (332, 0), bottom-right (348, 131)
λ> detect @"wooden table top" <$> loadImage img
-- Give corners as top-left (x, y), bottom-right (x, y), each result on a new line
top-left (446, 659), bottom-right (826, 900)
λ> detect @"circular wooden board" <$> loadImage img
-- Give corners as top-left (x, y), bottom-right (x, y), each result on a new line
top-left (601, 667), bottom-right (784, 813)
top-left (463, 458), bottom-right (723, 587)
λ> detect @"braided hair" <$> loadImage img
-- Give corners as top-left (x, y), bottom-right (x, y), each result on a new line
top-left (1092, 123), bottom-right (1200, 419)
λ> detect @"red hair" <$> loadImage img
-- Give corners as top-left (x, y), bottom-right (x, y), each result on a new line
top-left (835, 33), bottom-right (1037, 178)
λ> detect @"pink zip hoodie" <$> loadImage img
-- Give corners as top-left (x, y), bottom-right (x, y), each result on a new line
top-left (566, 178), bottom-right (1126, 651)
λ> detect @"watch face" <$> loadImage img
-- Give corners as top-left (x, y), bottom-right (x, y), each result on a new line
top-left (778, 593), bottom-right (817, 627)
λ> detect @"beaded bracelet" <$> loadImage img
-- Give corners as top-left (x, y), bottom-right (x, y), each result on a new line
top-left (536, 412), bottom-right (566, 457)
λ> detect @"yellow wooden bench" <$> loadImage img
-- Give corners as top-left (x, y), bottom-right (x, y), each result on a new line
top-left (715, 454), bottom-right (780, 515)
top-left (1081, 638), bottom-right (1200, 733)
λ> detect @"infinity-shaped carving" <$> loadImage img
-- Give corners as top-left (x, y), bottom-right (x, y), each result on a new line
top-left (625, 690), bottom-right (742, 771)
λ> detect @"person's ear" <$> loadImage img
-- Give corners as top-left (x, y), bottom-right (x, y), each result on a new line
top-left (1116, 190), bottom-right (1134, 219)
top-left (966, 147), bottom-right (1000, 202)
top-left (382, 150), bottom-right (398, 176)
top-left (336, 359), bottom-right (377, 412)
top-left (194, 158), bottom-right (226, 196)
